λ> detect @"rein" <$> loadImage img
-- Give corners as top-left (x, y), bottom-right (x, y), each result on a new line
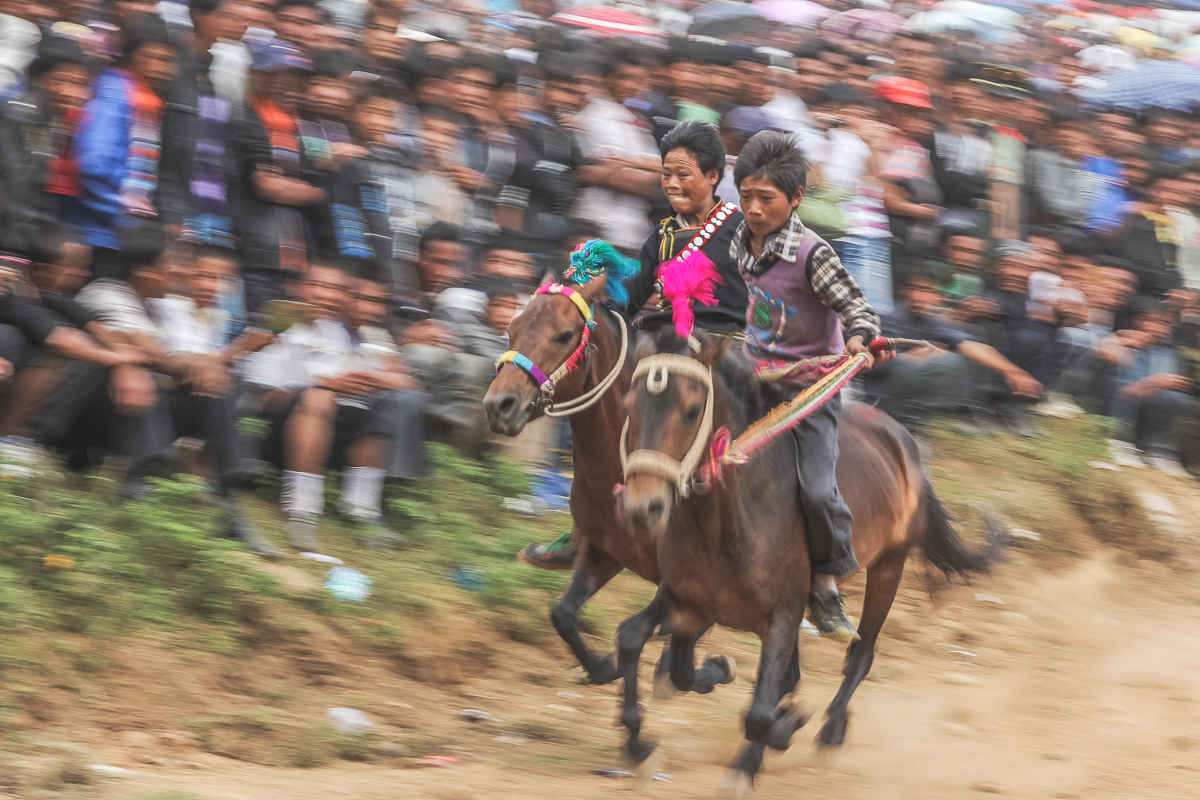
top-left (495, 283), bottom-right (629, 419)
top-left (620, 338), bottom-right (931, 496)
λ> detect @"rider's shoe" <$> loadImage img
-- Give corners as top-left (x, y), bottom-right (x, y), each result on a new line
top-left (517, 530), bottom-right (577, 570)
top-left (807, 591), bottom-right (860, 642)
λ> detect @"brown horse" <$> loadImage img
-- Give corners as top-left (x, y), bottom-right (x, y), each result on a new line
top-left (483, 277), bottom-right (735, 761)
top-left (619, 332), bottom-right (1002, 791)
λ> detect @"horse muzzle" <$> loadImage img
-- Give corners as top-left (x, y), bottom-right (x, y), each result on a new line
top-left (483, 388), bottom-right (539, 436)
top-left (620, 476), bottom-right (673, 544)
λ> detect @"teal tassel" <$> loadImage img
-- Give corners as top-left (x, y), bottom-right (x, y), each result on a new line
top-left (565, 238), bottom-right (640, 307)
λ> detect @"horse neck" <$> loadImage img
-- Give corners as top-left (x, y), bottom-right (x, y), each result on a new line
top-left (676, 365), bottom-right (749, 546)
top-left (561, 308), bottom-right (630, 461)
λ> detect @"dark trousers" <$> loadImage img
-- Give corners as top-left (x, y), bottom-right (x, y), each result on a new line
top-left (0, 323), bottom-right (28, 371)
top-left (242, 269), bottom-right (290, 313)
top-left (1135, 389), bottom-right (1198, 459)
top-left (168, 389), bottom-right (244, 493)
top-left (859, 352), bottom-right (970, 427)
top-left (790, 391), bottom-right (858, 577)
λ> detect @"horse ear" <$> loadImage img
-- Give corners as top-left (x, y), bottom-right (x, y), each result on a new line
top-left (578, 274), bottom-right (609, 304)
top-left (696, 332), bottom-right (732, 367)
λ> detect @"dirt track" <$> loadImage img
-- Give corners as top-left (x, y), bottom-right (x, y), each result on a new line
top-left (87, 536), bottom-right (1200, 800)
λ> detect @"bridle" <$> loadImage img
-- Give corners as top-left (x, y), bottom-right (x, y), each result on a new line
top-left (495, 283), bottom-right (629, 419)
top-left (619, 350), bottom-right (714, 498)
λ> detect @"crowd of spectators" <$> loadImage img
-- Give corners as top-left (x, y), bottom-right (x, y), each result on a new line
top-left (3, 0), bottom-right (1200, 560)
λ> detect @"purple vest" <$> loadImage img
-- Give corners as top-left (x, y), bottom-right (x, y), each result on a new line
top-left (742, 227), bottom-right (844, 365)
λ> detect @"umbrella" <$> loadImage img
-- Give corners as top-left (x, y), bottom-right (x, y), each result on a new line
top-left (1077, 43), bottom-right (1138, 70)
top-left (549, 6), bottom-right (665, 37)
top-left (931, 0), bottom-right (1023, 27)
top-left (822, 8), bottom-right (906, 43)
top-left (1079, 60), bottom-right (1200, 110)
top-left (689, 0), bottom-right (767, 36)
top-left (1113, 25), bottom-right (1170, 50)
top-left (751, 0), bottom-right (833, 28)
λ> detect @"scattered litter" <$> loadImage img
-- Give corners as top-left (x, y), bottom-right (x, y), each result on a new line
top-left (546, 703), bottom-right (577, 714)
top-left (1088, 460), bottom-right (1121, 472)
top-left (954, 661), bottom-right (981, 669)
top-left (556, 691), bottom-right (584, 699)
top-left (445, 564), bottom-right (486, 592)
top-left (326, 707), bottom-right (373, 735)
top-left (87, 765), bottom-right (137, 777)
top-left (1000, 611), bottom-right (1030, 621)
top-left (43, 554), bottom-right (75, 570)
top-left (1009, 528), bottom-right (1042, 543)
top-left (324, 567), bottom-right (372, 603)
top-left (417, 755), bottom-right (461, 768)
top-left (663, 718), bottom-right (691, 726)
top-left (459, 708), bottom-right (495, 722)
top-left (496, 733), bottom-right (529, 746)
top-left (974, 593), bottom-right (1005, 605)
top-left (948, 650), bottom-right (977, 658)
top-left (591, 769), bottom-right (671, 782)
top-left (300, 552), bottom-right (344, 565)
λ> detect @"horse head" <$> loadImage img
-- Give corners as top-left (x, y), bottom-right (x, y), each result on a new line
top-left (484, 274), bottom-right (609, 436)
top-left (620, 331), bottom-right (731, 544)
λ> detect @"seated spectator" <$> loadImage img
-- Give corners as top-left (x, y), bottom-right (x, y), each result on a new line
top-left (245, 261), bottom-right (415, 551)
top-left (931, 232), bottom-right (987, 299)
top-left (436, 232), bottom-right (539, 323)
top-left (859, 269), bottom-right (1041, 431)
top-left (458, 277), bottom-right (520, 363)
top-left (1100, 300), bottom-right (1195, 477)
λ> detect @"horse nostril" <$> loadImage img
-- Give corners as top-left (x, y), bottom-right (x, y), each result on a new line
top-left (646, 499), bottom-right (665, 521)
top-left (497, 395), bottom-right (517, 415)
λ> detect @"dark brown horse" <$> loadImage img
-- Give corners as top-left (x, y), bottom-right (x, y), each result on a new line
top-left (619, 332), bottom-right (1002, 791)
top-left (483, 277), bottom-right (735, 761)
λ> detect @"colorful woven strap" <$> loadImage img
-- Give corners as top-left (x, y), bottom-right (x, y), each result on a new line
top-left (495, 350), bottom-right (551, 389)
top-left (535, 283), bottom-right (595, 329)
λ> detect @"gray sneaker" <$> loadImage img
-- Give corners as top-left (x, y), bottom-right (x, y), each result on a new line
top-left (287, 514), bottom-right (320, 551)
top-left (231, 517), bottom-right (284, 560)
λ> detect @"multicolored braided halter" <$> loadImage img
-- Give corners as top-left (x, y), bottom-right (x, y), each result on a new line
top-left (495, 283), bottom-right (596, 404)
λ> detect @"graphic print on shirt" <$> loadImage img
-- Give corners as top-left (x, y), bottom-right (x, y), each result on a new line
top-left (746, 284), bottom-right (797, 355)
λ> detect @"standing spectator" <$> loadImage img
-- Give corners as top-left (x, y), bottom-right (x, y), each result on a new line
top-left (0, 34), bottom-right (90, 256)
top-left (71, 13), bottom-right (178, 278)
top-left (874, 76), bottom-right (942, 260)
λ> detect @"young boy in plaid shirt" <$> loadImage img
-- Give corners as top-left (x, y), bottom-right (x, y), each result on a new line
top-left (730, 131), bottom-right (882, 640)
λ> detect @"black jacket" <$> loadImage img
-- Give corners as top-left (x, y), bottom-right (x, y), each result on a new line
top-left (624, 205), bottom-right (749, 333)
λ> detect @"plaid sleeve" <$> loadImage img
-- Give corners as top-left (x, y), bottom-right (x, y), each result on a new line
top-left (808, 244), bottom-right (881, 343)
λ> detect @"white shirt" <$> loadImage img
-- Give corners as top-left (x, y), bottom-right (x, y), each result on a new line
top-left (243, 317), bottom-right (356, 390)
top-left (152, 294), bottom-right (228, 356)
top-left (572, 96), bottom-right (657, 252)
top-left (76, 279), bottom-right (159, 337)
top-left (1166, 206), bottom-right (1200, 291)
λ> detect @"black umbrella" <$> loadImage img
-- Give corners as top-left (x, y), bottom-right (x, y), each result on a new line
top-left (688, 0), bottom-right (767, 37)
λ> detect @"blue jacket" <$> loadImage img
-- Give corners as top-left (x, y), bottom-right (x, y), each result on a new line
top-left (67, 69), bottom-right (138, 250)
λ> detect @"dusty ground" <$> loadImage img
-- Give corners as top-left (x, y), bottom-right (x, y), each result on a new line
top-left (10, 427), bottom-right (1200, 800)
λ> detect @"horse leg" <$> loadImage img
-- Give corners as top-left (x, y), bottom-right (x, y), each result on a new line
top-left (616, 591), bottom-right (670, 763)
top-left (817, 550), bottom-right (906, 756)
top-left (744, 613), bottom-right (808, 751)
top-left (549, 537), bottom-right (623, 684)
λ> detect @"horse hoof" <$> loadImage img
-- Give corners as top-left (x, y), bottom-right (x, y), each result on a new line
top-left (810, 742), bottom-right (844, 771)
top-left (765, 704), bottom-right (810, 751)
top-left (707, 653), bottom-right (738, 685)
top-left (652, 669), bottom-right (679, 700)
top-left (718, 769), bottom-right (754, 799)
top-left (632, 747), bottom-right (665, 790)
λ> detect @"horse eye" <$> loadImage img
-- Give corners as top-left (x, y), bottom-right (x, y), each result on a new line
top-left (555, 330), bottom-right (574, 346)
top-left (683, 403), bottom-right (703, 423)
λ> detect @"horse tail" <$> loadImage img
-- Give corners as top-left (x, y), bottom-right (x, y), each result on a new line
top-left (918, 475), bottom-right (1004, 579)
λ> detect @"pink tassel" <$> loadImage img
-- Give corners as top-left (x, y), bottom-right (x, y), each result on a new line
top-left (657, 249), bottom-right (723, 338)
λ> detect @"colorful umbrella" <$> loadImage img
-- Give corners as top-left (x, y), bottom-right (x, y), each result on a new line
top-left (690, 0), bottom-right (768, 36)
top-left (751, 0), bottom-right (834, 28)
top-left (1080, 59), bottom-right (1200, 110)
top-left (822, 8), bottom-right (906, 43)
top-left (549, 6), bottom-right (665, 38)
top-left (931, 0), bottom-right (1023, 27)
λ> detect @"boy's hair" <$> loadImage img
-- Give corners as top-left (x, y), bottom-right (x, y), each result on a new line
top-left (120, 221), bottom-right (167, 278)
top-left (28, 220), bottom-right (79, 266)
top-left (30, 34), bottom-right (86, 78)
top-left (813, 83), bottom-right (863, 108)
top-left (419, 222), bottom-right (462, 252)
top-left (483, 231), bottom-right (529, 257)
top-left (733, 131), bottom-right (809, 198)
top-left (311, 48), bottom-right (363, 79)
top-left (565, 218), bottom-right (603, 244)
top-left (193, 243), bottom-right (238, 265)
top-left (660, 119), bottom-right (726, 178)
top-left (119, 13), bottom-right (174, 59)
top-left (483, 276), bottom-right (520, 302)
